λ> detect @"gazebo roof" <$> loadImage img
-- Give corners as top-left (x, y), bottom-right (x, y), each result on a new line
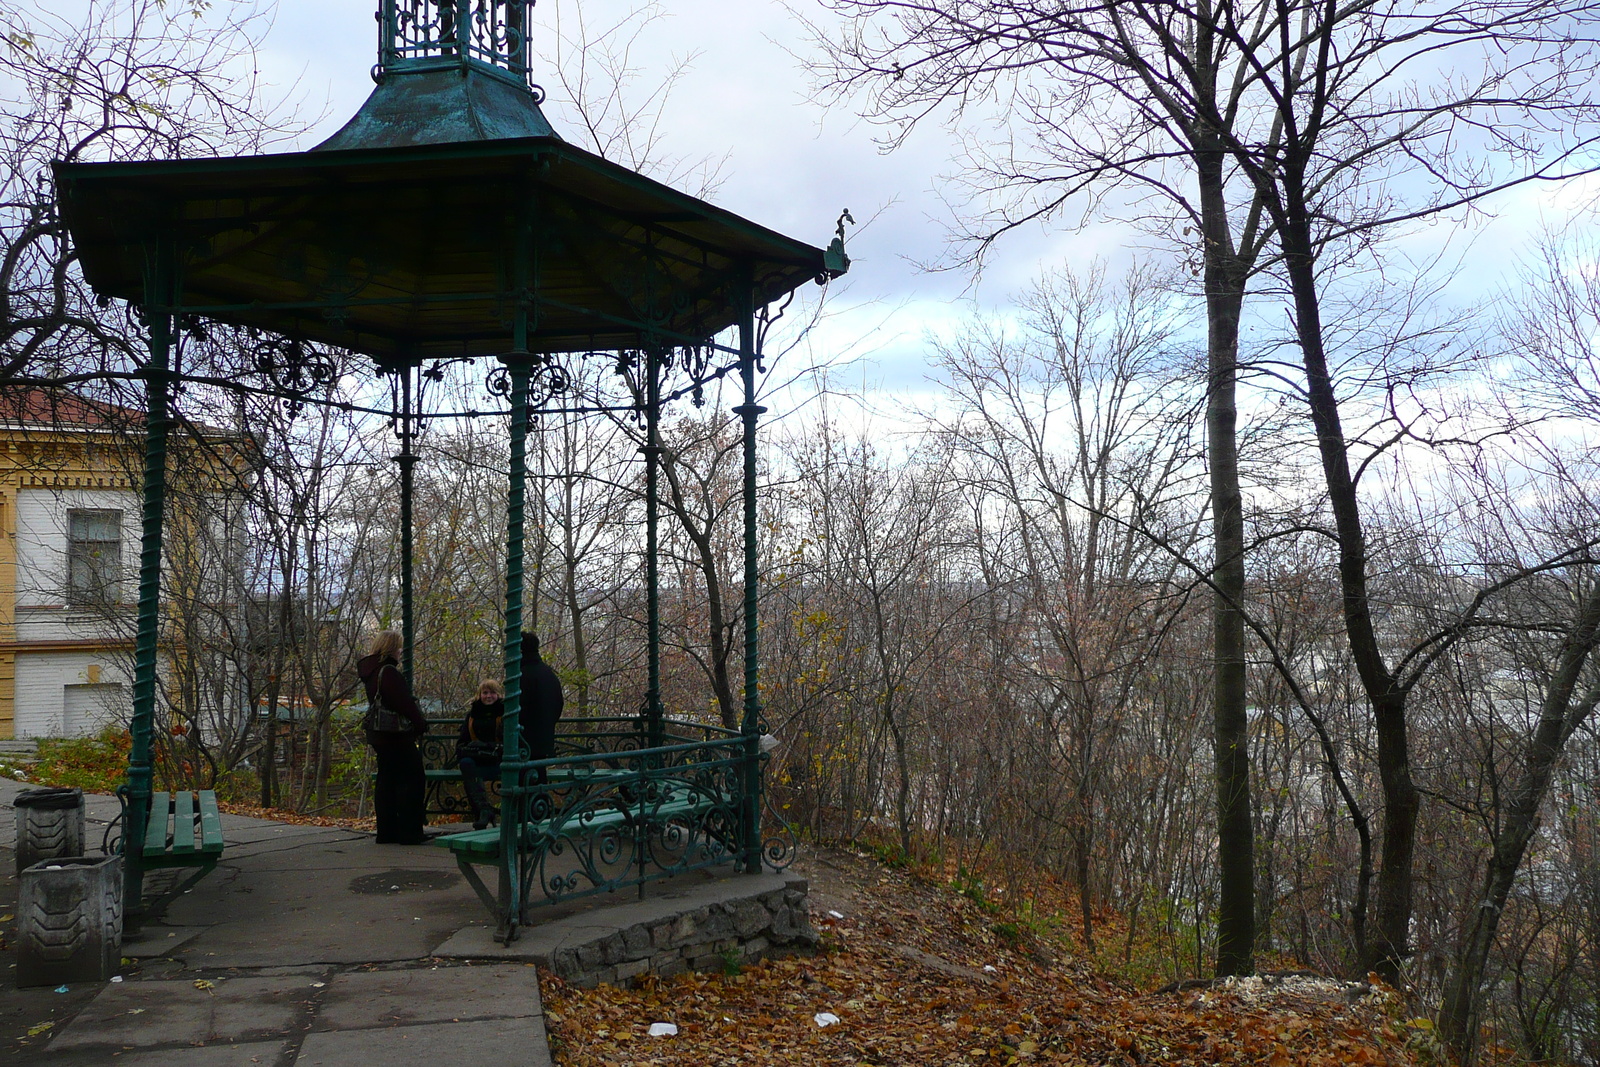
top-left (55, 134), bottom-right (844, 359)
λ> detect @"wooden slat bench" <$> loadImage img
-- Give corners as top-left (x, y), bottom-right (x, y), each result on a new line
top-left (134, 790), bottom-right (226, 912)
top-left (436, 785), bottom-right (725, 916)
top-left (141, 790), bottom-right (225, 869)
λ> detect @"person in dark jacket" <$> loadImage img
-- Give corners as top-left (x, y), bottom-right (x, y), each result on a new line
top-left (358, 630), bottom-right (429, 844)
top-left (522, 632), bottom-right (564, 769)
top-left (457, 678), bottom-right (504, 829)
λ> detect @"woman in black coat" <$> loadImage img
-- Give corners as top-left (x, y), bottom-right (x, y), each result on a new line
top-left (358, 630), bottom-right (429, 844)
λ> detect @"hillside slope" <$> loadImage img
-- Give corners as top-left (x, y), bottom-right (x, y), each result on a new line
top-left (541, 845), bottom-right (1427, 1066)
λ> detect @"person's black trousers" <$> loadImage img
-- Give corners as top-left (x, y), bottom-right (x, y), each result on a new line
top-left (458, 753), bottom-right (502, 818)
top-left (372, 737), bottom-right (426, 844)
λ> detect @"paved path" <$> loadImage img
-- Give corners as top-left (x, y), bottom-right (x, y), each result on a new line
top-left (1, 777), bottom-right (551, 1066)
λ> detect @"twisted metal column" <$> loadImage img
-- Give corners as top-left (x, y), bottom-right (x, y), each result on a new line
top-left (398, 363), bottom-right (416, 681)
top-left (644, 348), bottom-right (663, 751)
top-left (733, 283), bottom-right (765, 874)
top-left (497, 349), bottom-right (530, 942)
top-left (496, 189), bottom-right (536, 942)
top-left (125, 236), bottom-right (175, 912)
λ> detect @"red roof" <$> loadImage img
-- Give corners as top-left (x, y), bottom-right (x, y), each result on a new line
top-left (0, 387), bottom-right (139, 428)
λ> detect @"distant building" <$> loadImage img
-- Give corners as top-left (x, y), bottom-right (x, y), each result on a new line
top-left (0, 389), bottom-right (247, 740)
top-left (0, 389), bottom-right (140, 738)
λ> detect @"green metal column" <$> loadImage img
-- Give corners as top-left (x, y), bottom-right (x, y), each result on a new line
top-left (733, 284), bottom-right (765, 874)
top-left (398, 363), bottom-right (416, 681)
top-left (125, 235), bottom-right (176, 911)
top-left (643, 348), bottom-right (663, 750)
top-left (496, 190), bottom-right (536, 942)
top-left (497, 348), bottom-right (530, 942)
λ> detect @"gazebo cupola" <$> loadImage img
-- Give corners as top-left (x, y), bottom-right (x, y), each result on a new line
top-left (55, 0), bottom-right (847, 944)
top-left (318, 0), bottom-right (559, 149)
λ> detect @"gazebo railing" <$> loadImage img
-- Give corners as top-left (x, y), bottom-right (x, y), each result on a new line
top-left (504, 733), bottom-right (748, 913)
top-left (379, 0), bottom-right (532, 85)
top-left (414, 715), bottom-right (742, 819)
top-left (429, 715), bottom-right (795, 927)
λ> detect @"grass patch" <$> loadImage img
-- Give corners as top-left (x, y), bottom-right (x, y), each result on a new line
top-left (952, 865), bottom-right (1000, 914)
top-left (15, 727), bottom-right (132, 792)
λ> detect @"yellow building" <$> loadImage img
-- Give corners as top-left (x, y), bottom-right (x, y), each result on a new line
top-left (0, 388), bottom-right (248, 741)
top-left (0, 389), bottom-right (143, 739)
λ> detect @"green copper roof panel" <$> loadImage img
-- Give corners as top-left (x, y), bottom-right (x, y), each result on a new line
top-left (312, 69), bottom-right (560, 150)
top-left (56, 138), bottom-right (842, 358)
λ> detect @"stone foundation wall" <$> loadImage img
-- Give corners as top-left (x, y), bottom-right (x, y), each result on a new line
top-left (549, 875), bottom-right (815, 989)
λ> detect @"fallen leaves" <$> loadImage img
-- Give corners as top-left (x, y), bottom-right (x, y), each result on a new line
top-left (214, 801), bottom-right (377, 832)
top-left (542, 847), bottom-right (1420, 1067)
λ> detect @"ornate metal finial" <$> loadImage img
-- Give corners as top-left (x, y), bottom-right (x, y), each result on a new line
top-left (377, 0), bottom-right (541, 93)
top-left (821, 207), bottom-right (853, 280)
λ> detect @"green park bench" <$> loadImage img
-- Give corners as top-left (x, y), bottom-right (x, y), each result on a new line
top-left (133, 789), bottom-right (226, 913)
top-left (436, 778), bottom-right (730, 915)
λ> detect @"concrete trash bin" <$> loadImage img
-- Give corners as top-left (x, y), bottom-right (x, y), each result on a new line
top-left (14, 786), bottom-right (86, 873)
top-left (16, 854), bottom-right (124, 988)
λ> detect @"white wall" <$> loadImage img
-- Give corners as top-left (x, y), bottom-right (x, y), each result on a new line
top-left (14, 652), bottom-right (130, 739)
top-left (64, 683), bottom-right (125, 735)
top-left (14, 487), bottom-right (137, 644)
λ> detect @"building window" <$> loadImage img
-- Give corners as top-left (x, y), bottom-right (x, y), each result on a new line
top-left (67, 509), bottom-right (123, 605)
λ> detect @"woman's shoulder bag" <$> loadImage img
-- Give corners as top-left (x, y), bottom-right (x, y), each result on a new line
top-left (363, 664), bottom-right (414, 735)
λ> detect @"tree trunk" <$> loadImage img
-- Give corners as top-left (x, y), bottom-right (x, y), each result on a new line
top-left (558, 464), bottom-right (591, 715)
top-left (883, 691), bottom-right (914, 859)
top-left (260, 678), bottom-right (281, 809)
top-left (1438, 584), bottom-right (1600, 1063)
top-left (563, 545), bottom-right (589, 717)
top-left (1075, 820), bottom-right (1095, 953)
top-left (1197, 136), bottom-right (1255, 979)
top-left (688, 525), bottom-right (737, 731)
top-left (1276, 189), bottom-right (1415, 983)
top-left (314, 705), bottom-right (334, 809)
top-left (659, 446), bottom-right (739, 731)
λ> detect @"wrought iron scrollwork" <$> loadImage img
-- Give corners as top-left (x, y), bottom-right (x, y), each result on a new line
top-left (760, 773), bottom-right (800, 870)
top-left (423, 356), bottom-right (471, 384)
top-left (486, 363), bottom-right (511, 400)
top-left (220, 331), bottom-right (345, 415)
top-left (381, 0), bottom-right (540, 88)
top-left (417, 724), bottom-right (478, 819)
top-left (496, 733), bottom-right (747, 914)
top-left (487, 353), bottom-right (571, 409)
top-left (754, 279), bottom-right (799, 373)
top-left (531, 360), bottom-right (571, 406)
top-left (680, 344), bottom-right (713, 407)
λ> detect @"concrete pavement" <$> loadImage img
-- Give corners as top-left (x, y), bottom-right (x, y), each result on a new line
top-left (1, 775), bottom-right (806, 1065)
top-left (1, 777), bottom-right (547, 1065)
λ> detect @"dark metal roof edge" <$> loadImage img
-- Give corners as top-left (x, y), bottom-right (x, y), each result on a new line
top-left (52, 138), bottom-right (833, 269)
top-left (51, 139), bottom-right (562, 181)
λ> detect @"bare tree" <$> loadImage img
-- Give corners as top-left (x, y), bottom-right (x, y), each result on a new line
top-left (1187, 0), bottom-right (1600, 988)
top-left (929, 262), bottom-right (1205, 945)
top-left (810, 0), bottom-right (1600, 985)
top-left (0, 0), bottom-right (301, 389)
top-left (809, 0), bottom-right (1285, 973)
top-left (1428, 233), bottom-right (1600, 1059)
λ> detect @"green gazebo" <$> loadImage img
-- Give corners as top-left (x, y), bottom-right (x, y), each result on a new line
top-left (54, 0), bottom-right (846, 942)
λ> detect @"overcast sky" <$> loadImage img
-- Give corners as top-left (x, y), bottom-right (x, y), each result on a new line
top-left (53, 0), bottom-right (1596, 412)
top-left (243, 2), bottom-right (969, 395)
top-left (249, 2), bottom-right (1600, 396)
